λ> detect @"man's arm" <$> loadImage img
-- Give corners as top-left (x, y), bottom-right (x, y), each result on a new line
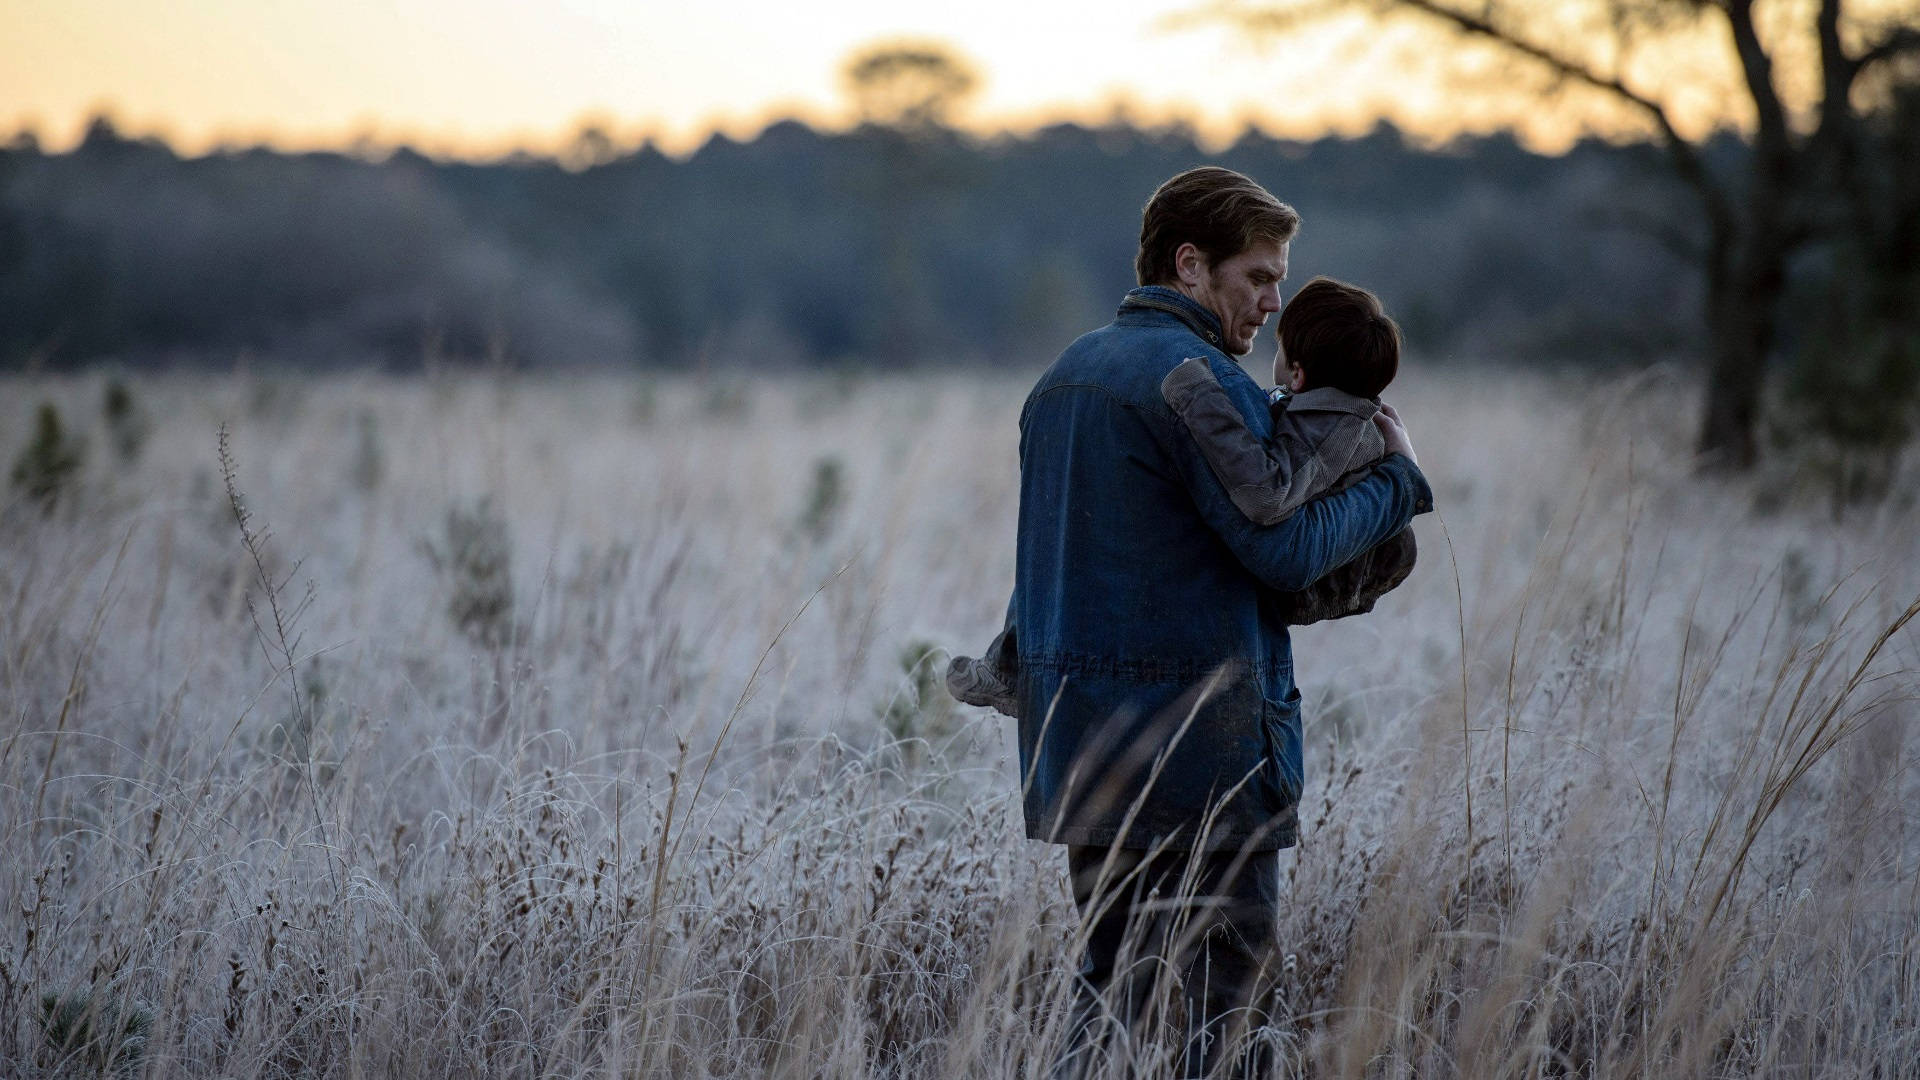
top-left (1204, 457), bottom-right (1429, 592)
top-left (1161, 358), bottom-right (1336, 525)
top-left (1274, 527), bottom-right (1418, 625)
top-left (1160, 358), bottom-right (1433, 592)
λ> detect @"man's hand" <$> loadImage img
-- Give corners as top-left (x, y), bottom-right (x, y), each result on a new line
top-left (1373, 401), bottom-right (1417, 466)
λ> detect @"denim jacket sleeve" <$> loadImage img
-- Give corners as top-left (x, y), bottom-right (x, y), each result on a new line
top-left (1159, 358), bottom-right (1433, 592)
top-left (1161, 357), bottom-right (1349, 525)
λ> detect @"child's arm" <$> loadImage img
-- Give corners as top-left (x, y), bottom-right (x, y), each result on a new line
top-left (1161, 357), bottom-right (1420, 620)
top-left (1160, 358), bottom-right (1373, 525)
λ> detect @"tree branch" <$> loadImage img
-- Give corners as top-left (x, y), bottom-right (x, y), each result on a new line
top-left (1812, 0), bottom-right (1870, 238)
top-left (1817, 0), bottom-right (1848, 124)
top-left (1848, 25), bottom-right (1920, 83)
top-left (1723, 0), bottom-right (1791, 157)
top-left (1385, 0), bottom-right (1732, 229)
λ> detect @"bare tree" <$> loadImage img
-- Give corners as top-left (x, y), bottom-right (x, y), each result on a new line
top-left (1203, 0), bottom-right (1920, 469)
top-left (839, 41), bottom-right (984, 358)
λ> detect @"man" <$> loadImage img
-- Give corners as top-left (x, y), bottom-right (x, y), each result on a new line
top-left (1008, 167), bottom-right (1431, 1073)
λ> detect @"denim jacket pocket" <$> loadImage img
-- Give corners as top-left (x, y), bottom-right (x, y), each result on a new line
top-left (1260, 686), bottom-right (1305, 810)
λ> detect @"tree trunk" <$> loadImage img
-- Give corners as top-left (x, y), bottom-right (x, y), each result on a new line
top-left (1696, 295), bottom-right (1763, 469)
top-left (1695, 100), bottom-right (1796, 471)
top-left (1696, 234), bottom-right (1788, 470)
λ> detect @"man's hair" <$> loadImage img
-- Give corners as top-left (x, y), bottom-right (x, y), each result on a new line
top-left (1278, 277), bottom-right (1400, 399)
top-left (1136, 167), bottom-right (1301, 287)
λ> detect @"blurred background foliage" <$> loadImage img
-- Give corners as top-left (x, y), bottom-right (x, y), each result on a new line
top-left (0, 113), bottom-right (1707, 371)
top-left (0, 24), bottom-right (1915, 476)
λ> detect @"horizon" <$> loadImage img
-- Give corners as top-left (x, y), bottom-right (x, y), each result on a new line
top-left (4, 0), bottom-right (1782, 162)
top-left (4, 104), bottom-right (1714, 167)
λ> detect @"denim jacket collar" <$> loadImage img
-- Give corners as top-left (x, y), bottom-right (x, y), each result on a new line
top-left (1119, 286), bottom-right (1226, 351)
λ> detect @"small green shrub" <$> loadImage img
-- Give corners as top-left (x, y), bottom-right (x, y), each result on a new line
top-left (420, 496), bottom-right (517, 649)
top-left (10, 401), bottom-right (86, 514)
top-left (1780, 546), bottom-right (1820, 629)
top-left (101, 378), bottom-right (150, 466)
top-left (348, 409), bottom-right (385, 493)
top-left (700, 378), bottom-right (752, 419)
top-left (630, 381), bottom-right (658, 425)
top-left (799, 456), bottom-right (845, 543)
top-left (877, 638), bottom-right (956, 769)
top-left (40, 987), bottom-right (151, 1076)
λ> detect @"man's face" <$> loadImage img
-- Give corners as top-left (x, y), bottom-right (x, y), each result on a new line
top-left (1177, 238), bottom-right (1289, 356)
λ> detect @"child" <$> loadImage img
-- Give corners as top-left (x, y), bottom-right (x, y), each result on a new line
top-left (947, 277), bottom-right (1419, 715)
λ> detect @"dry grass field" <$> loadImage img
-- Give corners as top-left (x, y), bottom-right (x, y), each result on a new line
top-left (2, 366), bottom-right (1918, 1078)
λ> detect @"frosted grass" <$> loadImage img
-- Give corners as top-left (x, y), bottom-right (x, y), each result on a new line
top-left (2, 366), bottom-right (1917, 1077)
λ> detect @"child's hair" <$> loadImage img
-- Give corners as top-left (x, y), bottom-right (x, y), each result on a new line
top-left (1277, 277), bottom-right (1400, 399)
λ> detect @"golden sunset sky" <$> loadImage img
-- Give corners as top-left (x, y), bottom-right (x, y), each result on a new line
top-left (3, 0), bottom-right (1890, 158)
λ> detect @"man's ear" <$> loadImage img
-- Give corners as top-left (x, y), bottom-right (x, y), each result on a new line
top-left (1173, 243), bottom-right (1208, 288)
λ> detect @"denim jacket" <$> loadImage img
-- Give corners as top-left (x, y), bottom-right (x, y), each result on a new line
top-left (1011, 286), bottom-right (1433, 851)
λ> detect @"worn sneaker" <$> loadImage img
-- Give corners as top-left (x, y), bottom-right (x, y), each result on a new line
top-left (945, 654), bottom-right (1017, 715)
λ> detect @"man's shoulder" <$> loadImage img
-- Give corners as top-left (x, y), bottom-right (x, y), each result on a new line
top-left (1034, 320), bottom-right (1243, 412)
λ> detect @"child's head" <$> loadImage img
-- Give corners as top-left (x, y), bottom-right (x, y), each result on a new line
top-left (1274, 277), bottom-right (1400, 399)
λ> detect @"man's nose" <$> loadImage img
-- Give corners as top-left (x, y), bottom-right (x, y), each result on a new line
top-left (1259, 285), bottom-right (1282, 312)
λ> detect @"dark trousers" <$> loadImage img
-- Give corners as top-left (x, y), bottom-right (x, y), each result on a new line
top-left (1063, 844), bottom-right (1281, 1078)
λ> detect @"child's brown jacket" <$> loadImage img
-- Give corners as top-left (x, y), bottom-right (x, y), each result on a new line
top-left (1161, 358), bottom-right (1418, 625)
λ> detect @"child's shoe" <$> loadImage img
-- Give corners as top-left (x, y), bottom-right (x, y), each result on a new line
top-left (945, 654), bottom-right (1017, 715)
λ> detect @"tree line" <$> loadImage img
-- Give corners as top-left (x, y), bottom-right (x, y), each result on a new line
top-left (0, 105), bottom-right (1912, 470)
top-left (1, 114), bottom-right (1706, 370)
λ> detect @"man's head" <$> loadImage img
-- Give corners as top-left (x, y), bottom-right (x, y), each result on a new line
top-left (1136, 167), bottom-right (1301, 355)
top-left (1274, 277), bottom-right (1400, 399)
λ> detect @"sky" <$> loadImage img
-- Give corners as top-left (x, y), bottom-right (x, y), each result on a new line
top-left (0, 0), bottom-right (1818, 158)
